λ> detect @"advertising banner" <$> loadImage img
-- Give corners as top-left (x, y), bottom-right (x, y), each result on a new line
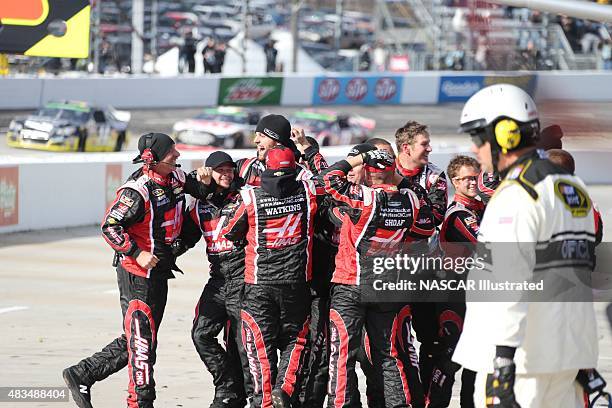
top-left (438, 76), bottom-right (484, 103)
top-left (313, 76), bottom-right (403, 105)
top-left (0, 166), bottom-right (18, 226)
top-left (105, 164), bottom-right (123, 208)
top-left (438, 74), bottom-right (537, 103)
top-left (218, 77), bottom-right (283, 106)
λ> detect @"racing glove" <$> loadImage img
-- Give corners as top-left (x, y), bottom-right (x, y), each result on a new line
top-left (485, 357), bottom-right (521, 408)
top-left (362, 149), bottom-right (394, 169)
top-left (348, 143), bottom-right (375, 158)
top-left (427, 360), bottom-right (461, 408)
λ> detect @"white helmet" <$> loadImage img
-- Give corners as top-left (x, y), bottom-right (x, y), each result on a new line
top-left (460, 83), bottom-right (540, 155)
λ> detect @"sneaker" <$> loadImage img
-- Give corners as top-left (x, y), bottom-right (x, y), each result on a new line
top-left (209, 397), bottom-right (246, 408)
top-left (271, 389), bottom-right (291, 408)
top-left (62, 366), bottom-right (93, 408)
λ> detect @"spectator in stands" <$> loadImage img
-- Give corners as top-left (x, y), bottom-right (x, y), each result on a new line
top-left (581, 21), bottom-right (601, 53)
top-left (519, 40), bottom-right (542, 70)
top-left (359, 44), bottom-right (372, 71)
top-left (213, 42), bottom-right (227, 74)
top-left (598, 39), bottom-right (612, 70)
top-left (474, 37), bottom-right (488, 70)
top-left (559, 15), bottom-right (582, 52)
top-left (373, 40), bottom-right (387, 71)
top-left (202, 38), bottom-right (217, 74)
top-left (181, 32), bottom-right (197, 74)
top-left (264, 38), bottom-right (278, 73)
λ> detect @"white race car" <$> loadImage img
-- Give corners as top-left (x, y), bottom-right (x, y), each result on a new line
top-left (172, 106), bottom-right (263, 149)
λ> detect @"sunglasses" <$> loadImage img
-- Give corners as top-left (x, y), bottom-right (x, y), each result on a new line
top-left (470, 134), bottom-right (486, 147)
top-left (453, 175), bottom-right (478, 182)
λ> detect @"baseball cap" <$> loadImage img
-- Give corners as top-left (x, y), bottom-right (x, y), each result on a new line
top-left (205, 151), bottom-right (236, 169)
top-left (133, 132), bottom-right (175, 164)
top-left (256, 114), bottom-right (292, 146)
top-left (266, 146), bottom-right (296, 170)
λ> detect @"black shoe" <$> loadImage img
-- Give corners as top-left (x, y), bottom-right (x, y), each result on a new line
top-left (271, 389), bottom-right (291, 408)
top-left (62, 366), bottom-right (93, 408)
top-left (209, 397), bottom-right (246, 408)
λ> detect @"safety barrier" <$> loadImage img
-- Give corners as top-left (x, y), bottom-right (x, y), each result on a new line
top-left (1, 71), bottom-right (612, 110)
top-left (1, 145), bottom-right (610, 233)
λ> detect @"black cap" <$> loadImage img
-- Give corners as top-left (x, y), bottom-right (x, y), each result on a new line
top-left (205, 151), bottom-right (236, 169)
top-left (255, 114), bottom-right (292, 146)
top-left (133, 133), bottom-right (175, 164)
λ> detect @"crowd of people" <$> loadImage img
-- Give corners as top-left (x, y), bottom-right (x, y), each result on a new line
top-left (61, 84), bottom-right (604, 408)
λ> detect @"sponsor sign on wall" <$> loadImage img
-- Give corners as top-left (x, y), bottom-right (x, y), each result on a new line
top-left (313, 76), bottom-right (403, 105)
top-left (0, 166), bottom-right (18, 226)
top-left (438, 76), bottom-right (484, 103)
top-left (218, 77), bottom-right (283, 106)
top-left (105, 164), bottom-right (123, 208)
top-left (438, 74), bottom-right (537, 103)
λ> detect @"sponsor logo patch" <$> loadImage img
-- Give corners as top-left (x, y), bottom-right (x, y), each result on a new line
top-left (119, 195), bottom-right (134, 207)
top-left (555, 180), bottom-right (590, 217)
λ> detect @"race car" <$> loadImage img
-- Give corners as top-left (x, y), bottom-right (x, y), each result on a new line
top-left (6, 101), bottom-right (130, 152)
top-left (288, 109), bottom-right (376, 146)
top-left (172, 106), bottom-right (262, 149)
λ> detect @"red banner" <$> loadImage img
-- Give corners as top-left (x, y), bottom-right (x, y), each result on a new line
top-left (0, 166), bottom-right (19, 226)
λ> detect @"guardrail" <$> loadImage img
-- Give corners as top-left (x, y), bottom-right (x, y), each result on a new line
top-left (1, 145), bottom-right (610, 233)
top-left (2, 71), bottom-right (612, 110)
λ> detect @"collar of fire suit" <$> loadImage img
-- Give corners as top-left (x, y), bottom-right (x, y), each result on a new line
top-left (499, 148), bottom-right (539, 179)
top-left (453, 194), bottom-right (484, 212)
top-left (395, 157), bottom-right (423, 177)
top-left (146, 168), bottom-right (171, 186)
top-left (369, 183), bottom-right (398, 193)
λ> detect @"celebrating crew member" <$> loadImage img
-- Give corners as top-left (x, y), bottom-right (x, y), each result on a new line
top-left (288, 133), bottom-right (338, 408)
top-left (394, 121), bottom-right (450, 398)
top-left (176, 151), bottom-right (249, 408)
top-left (453, 84), bottom-right (599, 407)
top-left (432, 155), bottom-right (485, 408)
top-left (236, 114), bottom-right (325, 186)
top-left (222, 146), bottom-right (318, 408)
top-left (319, 146), bottom-right (433, 408)
top-left (63, 133), bottom-right (210, 408)
top-left (395, 121), bottom-right (448, 226)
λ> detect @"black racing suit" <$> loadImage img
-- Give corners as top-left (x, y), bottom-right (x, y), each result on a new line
top-left (69, 167), bottom-right (208, 408)
top-left (318, 160), bottom-right (435, 408)
top-left (222, 171), bottom-right (319, 408)
top-left (178, 185), bottom-right (250, 404)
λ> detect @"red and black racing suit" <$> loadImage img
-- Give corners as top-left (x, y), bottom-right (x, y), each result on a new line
top-left (178, 185), bottom-right (249, 405)
top-left (222, 173), bottom-right (319, 408)
top-left (70, 168), bottom-right (208, 408)
top-left (426, 194), bottom-right (485, 408)
top-left (396, 159), bottom-right (451, 400)
top-left (476, 171), bottom-right (500, 205)
top-left (236, 156), bottom-right (314, 186)
top-left (318, 160), bottom-right (435, 408)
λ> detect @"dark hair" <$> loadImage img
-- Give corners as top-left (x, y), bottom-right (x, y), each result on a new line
top-left (546, 149), bottom-right (575, 174)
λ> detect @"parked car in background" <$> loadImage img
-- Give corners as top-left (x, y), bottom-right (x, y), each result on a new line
top-left (172, 106), bottom-right (263, 149)
top-left (6, 101), bottom-right (130, 152)
top-left (289, 109), bottom-right (375, 146)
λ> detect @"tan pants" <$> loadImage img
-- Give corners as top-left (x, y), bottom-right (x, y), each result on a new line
top-left (474, 370), bottom-right (585, 408)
